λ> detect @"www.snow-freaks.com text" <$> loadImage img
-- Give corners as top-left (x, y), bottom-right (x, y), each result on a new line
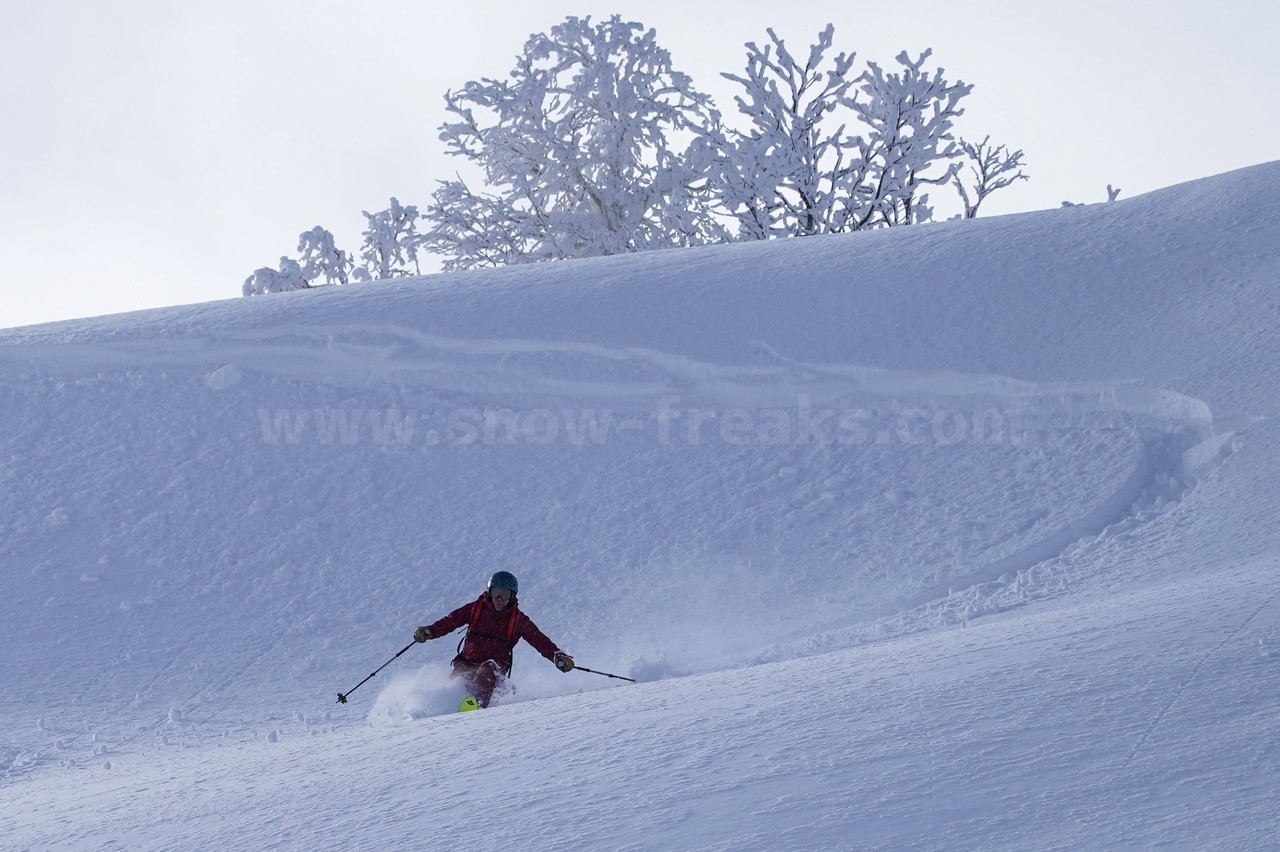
top-left (255, 395), bottom-right (1024, 449)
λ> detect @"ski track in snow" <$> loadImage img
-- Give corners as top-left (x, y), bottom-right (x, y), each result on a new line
top-left (202, 324), bottom-right (1241, 654)
top-left (2, 320), bottom-right (1230, 641)
top-left (0, 322), bottom-right (1222, 420)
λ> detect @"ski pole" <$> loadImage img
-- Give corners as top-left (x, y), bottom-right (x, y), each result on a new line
top-left (575, 666), bottom-right (636, 683)
top-left (337, 641), bottom-right (417, 704)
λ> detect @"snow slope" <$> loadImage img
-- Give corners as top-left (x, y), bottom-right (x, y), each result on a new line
top-left (2, 161), bottom-right (1278, 850)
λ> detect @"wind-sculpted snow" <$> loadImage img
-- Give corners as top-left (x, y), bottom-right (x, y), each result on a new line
top-left (1, 162), bottom-right (1278, 849)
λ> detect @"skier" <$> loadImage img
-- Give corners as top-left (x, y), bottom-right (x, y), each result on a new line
top-left (413, 571), bottom-right (574, 708)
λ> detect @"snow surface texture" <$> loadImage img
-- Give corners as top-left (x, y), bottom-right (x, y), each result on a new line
top-left (2, 162), bottom-right (1278, 849)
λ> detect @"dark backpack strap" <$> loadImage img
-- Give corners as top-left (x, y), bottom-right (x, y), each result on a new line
top-left (456, 597), bottom-right (521, 663)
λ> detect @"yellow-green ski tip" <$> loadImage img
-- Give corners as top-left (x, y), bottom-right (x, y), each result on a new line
top-left (459, 696), bottom-right (479, 712)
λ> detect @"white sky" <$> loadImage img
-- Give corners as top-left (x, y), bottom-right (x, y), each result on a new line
top-left (1, 0), bottom-right (1276, 330)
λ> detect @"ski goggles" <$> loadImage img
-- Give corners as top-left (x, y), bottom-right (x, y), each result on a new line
top-left (489, 587), bottom-right (514, 602)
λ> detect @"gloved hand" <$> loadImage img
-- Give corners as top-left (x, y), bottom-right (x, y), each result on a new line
top-left (554, 651), bottom-right (575, 672)
top-left (414, 626), bottom-right (432, 643)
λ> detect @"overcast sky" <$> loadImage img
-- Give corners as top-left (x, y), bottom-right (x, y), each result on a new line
top-left (2, 0), bottom-right (1276, 330)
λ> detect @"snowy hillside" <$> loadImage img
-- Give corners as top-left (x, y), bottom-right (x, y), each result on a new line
top-left (2, 161), bottom-right (1279, 850)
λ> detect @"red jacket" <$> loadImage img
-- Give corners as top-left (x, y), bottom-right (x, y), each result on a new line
top-left (426, 594), bottom-right (560, 674)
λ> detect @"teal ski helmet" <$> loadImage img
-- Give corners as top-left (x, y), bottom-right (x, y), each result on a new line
top-left (488, 571), bottom-right (518, 594)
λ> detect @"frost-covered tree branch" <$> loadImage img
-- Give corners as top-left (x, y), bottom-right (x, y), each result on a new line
top-left (422, 15), bottom-right (728, 271)
top-left (298, 226), bottom-right (355, 285)
top-left (242, 257), bottom-right (309, 296)
top-left (1063, 185), bottom-right (1122, 207)
top-left (359, 198), bottom-right (423, 279)
top-left (701, 24), bottom-right (859, 238)
top-left (952, 136), bottom-right (1029, 219)
top-left (710, 30), bottom-right (976, 238)
top-left (841, 50), bottom-right (971, 229)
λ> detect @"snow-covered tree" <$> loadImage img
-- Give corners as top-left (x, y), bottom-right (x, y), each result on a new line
top-left (701, 25), bottom-right (860, 239)
top-left (242, 256), bottom-right (309, 296)
top-left (841, 49), bottom-right (971, 228)
top-left (298, 226), bottom-right (354, 285)
top-left (952, 136), bottom-right (1029, 219)
top-left (707, 29), bottom-right (973, 237)
top-left (359, 198), bottom-right (422, 280)
top-left (422, 15), bottom-right (728, 271)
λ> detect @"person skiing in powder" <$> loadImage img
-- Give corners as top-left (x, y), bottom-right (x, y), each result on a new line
top-left (413, 571), bottom-right (574, 708)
